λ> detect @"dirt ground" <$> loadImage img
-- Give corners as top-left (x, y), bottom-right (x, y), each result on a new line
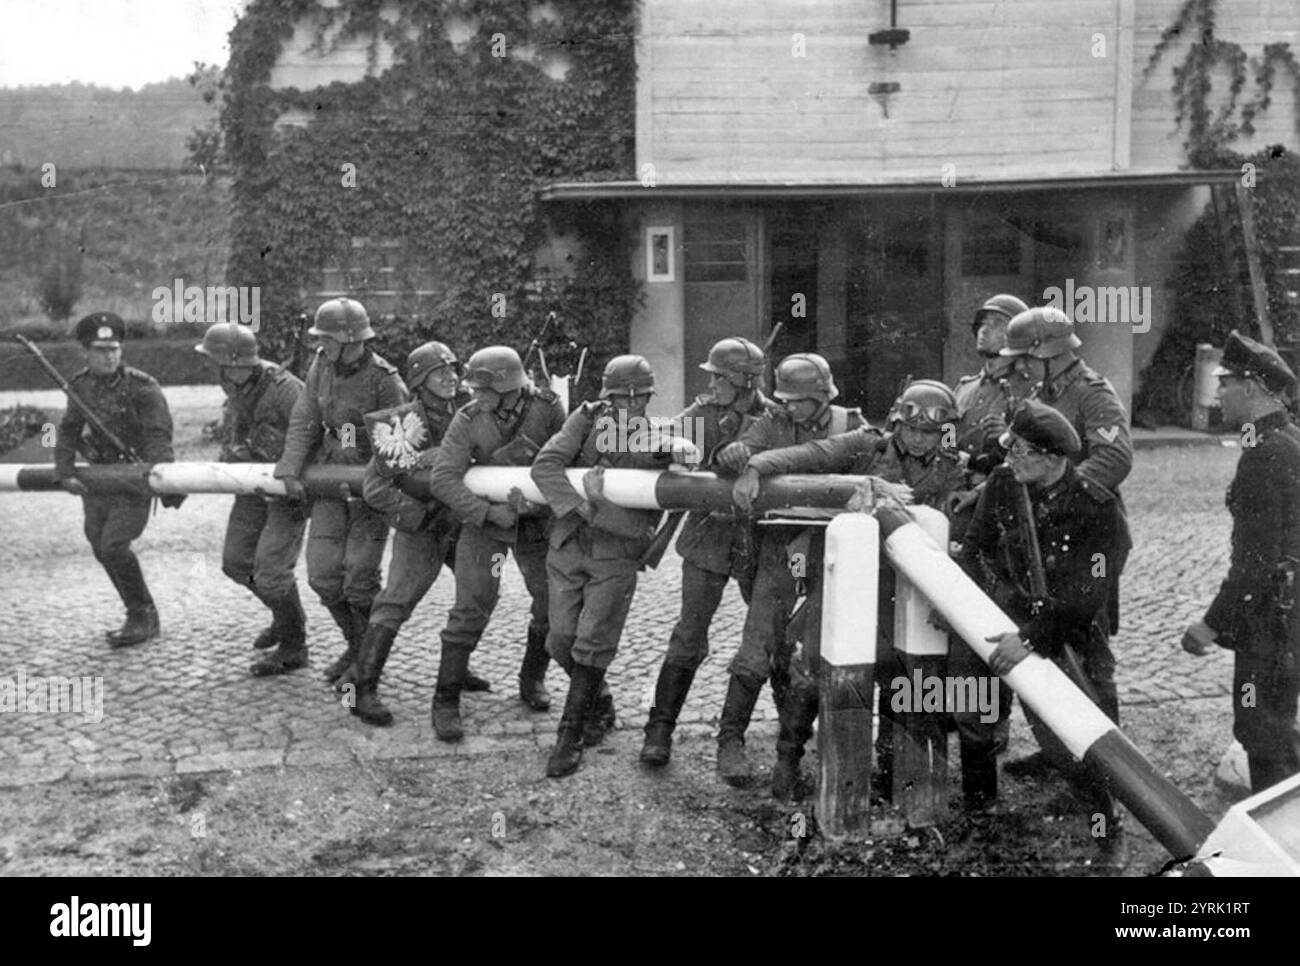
top-left (0, 697), bottom-right (1242, 878)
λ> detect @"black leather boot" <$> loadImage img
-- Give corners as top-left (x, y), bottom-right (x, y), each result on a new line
top-left (772, 681), bottom-right (818, 801)
top-left (547, 664), bottom-right (605, 779)
top-left (640, 661), bottom-right (697, 767)
top-left (250, 590), bottom-right (309, 676)
top-left (431, 644), bottom-right (470, 742)
top-left (322, 602), bottom-right (362, 684)
top-left (582, 688), bottom-right (617, 747)
top-left (518, 625), bottom-right (552, 711)
top-left (716, 673), bottom-right (763, 787)
top-left (105, 555), bottom-right (159, 647)
top-left (352, 624), bottom-right (397, 726)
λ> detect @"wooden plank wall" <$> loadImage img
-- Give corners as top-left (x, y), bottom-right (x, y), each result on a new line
top-left (642, 0), bottom-right (1300, 182)
top-left (642, 0), bottom-right (1120, 182)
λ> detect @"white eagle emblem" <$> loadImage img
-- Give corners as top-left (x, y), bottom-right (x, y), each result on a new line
top-left (372, 410), bottom-right (428, 470)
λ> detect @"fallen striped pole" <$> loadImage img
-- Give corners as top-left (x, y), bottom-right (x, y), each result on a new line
top-left (0, 462), bottom-right (871, 513)
top-left (873, 504), bottom-right (1217, 861)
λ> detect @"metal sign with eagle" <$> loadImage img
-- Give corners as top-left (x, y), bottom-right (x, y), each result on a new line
top-left (364, 402), bottom-right (431, 477)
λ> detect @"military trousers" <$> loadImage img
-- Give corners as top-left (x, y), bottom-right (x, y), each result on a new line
top-left (82, 494), bottom-right (154, 608)
top-left (221, 495), bottom-right (306, 604)
top-left (1233, 645), bottom-right (1300, 792)
top-left (439, 523), bottom-right (549, 658)
top-left (663, 558), bottom-right (754, 669)
top-left (305, 496), bottom-right (389, 611)
top-left (728, 528), bottom-right (823, 682)
top-left (370, 527), bottom-right (454, 632)
top-left (545, 529), bottom-right (639, 671)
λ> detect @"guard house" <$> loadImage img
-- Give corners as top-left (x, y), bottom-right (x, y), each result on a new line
top-left (542, 0), bottom-right (1298, 416)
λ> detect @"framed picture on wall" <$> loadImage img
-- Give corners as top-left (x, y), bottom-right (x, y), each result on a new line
top-left (646, 226), bottom-right (675, 282)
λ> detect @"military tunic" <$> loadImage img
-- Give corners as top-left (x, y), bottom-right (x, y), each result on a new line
top-left (661, 391), bottom-right (777, 668)
top-left (428, 384), bottom-right (567, 658)
top-left (1203, 409), bottom-right (1300, 791)
top-left (952, 363), bottom-right (1035, 477)
top-left (725, 404), bottom-right (864, 683)
top-left (956, 463), bottom-right (1131, 802)
top-left (531, 401), bottom-right (674, 670)
top-left (218, 361), bottom-right (305, 604)
top-left (362, 390), bottom-right (471, 632)
top-left (274, 347), bottom-right (407, 611)
top-left (54, 364), bottom-right (175, 613)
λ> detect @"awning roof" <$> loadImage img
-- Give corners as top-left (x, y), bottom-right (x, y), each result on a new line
top-left (539, 170), bottom-right (1244, 202)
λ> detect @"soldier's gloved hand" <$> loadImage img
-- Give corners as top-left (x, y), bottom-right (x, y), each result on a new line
top-left (485, 503), bottom-right (518, 529)
top-left (60, 477), bottom-right (88, 496)
top-left (1181, 620), bottom-right (1217, 656)
top-left (926, 607), bottom-right (953, 634)
top-left (979, 412), bottom-right (1008, 435)
top-left (280, 476), bottom-right (306, 502)
top-left (160, 493), bottom-right (187, 510)
top-left (714, 442), bottom-right (751, 474)
top-left (507, 486), bottom-right (543, 516)
top-left (946, 488), bottom-right (980, 517)
top-left (986, 631), bottom-right (1031, 675)
top-left (666, 436), bottom-right (703, 469)
top-left (732, 467), bottom-right (761, 513)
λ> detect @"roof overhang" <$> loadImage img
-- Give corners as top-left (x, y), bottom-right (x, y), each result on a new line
top-left (539, 170), bottom-right (1244, 202)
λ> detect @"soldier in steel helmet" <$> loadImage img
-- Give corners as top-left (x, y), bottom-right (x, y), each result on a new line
top-left (272, 298), bottom-right (407, 679)
top-left (194, 322), bottom-right (309, 674)
top-left (1184, 330), bottom-right (1300, 793)
top-left (55, 311), bottom-right (179, 648)
top-left (532, 354), bottom-right (698, 779)
top-left (427, 345), bottom-right (567, 741)
top-left (731, 378), bottom-right (968, 799)
top-left (959, 398), bottom-right (1130, 857)
top-left (998, 305), bottom-right (1133, 780)
top-left (709, 352), bottom-right (864, 789)
top-left (640, 337), bottom-right (779, 768)
top-left (950, 294), bottom-right (1033, 753)
top-left (340, 341), bottom-right (480, 726)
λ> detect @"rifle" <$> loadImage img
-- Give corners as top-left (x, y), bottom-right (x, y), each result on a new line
top-left (14, 334), bottom-right (140, 463)
top-left (1013, 480), bottom-right (1102, 705)
top-left (522, 311), bottom-right (557, 376)
top-left (288, 312), bottom-right (311, 381)
top-left (761, 320), bottom-right (786, 393)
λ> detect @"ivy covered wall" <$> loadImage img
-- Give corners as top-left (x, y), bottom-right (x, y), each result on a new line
top-left (220, 0), bottom-right (639, 396)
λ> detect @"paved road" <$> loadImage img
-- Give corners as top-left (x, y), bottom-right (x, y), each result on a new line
top-left (0, 409), bottom-right (1242, 787)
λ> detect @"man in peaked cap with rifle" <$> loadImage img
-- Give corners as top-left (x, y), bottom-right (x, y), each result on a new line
top-left (51, 311), bottom-right (179, 647)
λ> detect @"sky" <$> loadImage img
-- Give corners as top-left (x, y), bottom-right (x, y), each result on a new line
top-left (0, 0), bottom-right (246, 89)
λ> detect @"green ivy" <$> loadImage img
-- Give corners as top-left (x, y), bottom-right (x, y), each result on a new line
top-left (220, 0), bottom-right (638, 398)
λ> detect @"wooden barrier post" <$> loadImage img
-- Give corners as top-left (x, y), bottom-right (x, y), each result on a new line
top-left (891, 505), bottom-right (950, 829)
top-left (816, 514), bottom-right (879, 837)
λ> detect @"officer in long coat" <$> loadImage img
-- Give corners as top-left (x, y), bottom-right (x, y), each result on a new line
top-left (55, 312), bottom-right (178, 647)
top-left (1184, 331), bottom-right (1300, 793)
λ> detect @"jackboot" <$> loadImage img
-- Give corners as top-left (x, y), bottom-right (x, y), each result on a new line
top-left (772, 682), bottom-right (818, 801)
top-left (716, 673), bottom-right (763, 787)
top-left (332, 602), bottom-right (371, 691)
top-left (582, 689), bottom-right (617, 747)
top-left (463, 667), bottom-right (492, 693)
top-left (431, 645), bottom-right (470, 742)
top-left (255, 584), bottom-right (305, 650)
top-left (250, 639), bottom-right (309, 676)
top-left (322, 602), bottom-right (362, 685)
top-left (517, 625), bottom-right (552, 711)
top-left (640, 661), bottom-right (698, 767)
top-left (105, 555), bottom-right (159, 646)
top-left (352, 624), bottom-right (397, 727)
top-left (547, 663), bottom-right (605, 779)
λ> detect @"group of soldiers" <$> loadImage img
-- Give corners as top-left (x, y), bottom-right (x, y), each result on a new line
top-left (48, 294), bottom-right (1300, 846)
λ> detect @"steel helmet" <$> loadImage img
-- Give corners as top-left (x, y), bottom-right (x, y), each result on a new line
top-left (891, 379), bottom-right (958, 430)
top-left (309, 297), bottom-right (375, 343)
top-left (405, 341), bottom-right (459, 390)
top-left (1000, 306), bottom-right (1082, 360)
top-left (463, 345), bottom-right (525, 392)
top-left (699, 337), bottom-right (765, 388)
top-left (195, 321), bottom-right (259, 366)
top-left (600, 354), bottom-right (656, 398)
top-left (774, 353), bottom-right (838, 402)
top-left (971, 294), bottom-right (1030, 335)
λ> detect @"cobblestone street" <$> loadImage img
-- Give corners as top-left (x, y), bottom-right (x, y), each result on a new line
top-left (0, 389), bottom-right (1243, 795)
